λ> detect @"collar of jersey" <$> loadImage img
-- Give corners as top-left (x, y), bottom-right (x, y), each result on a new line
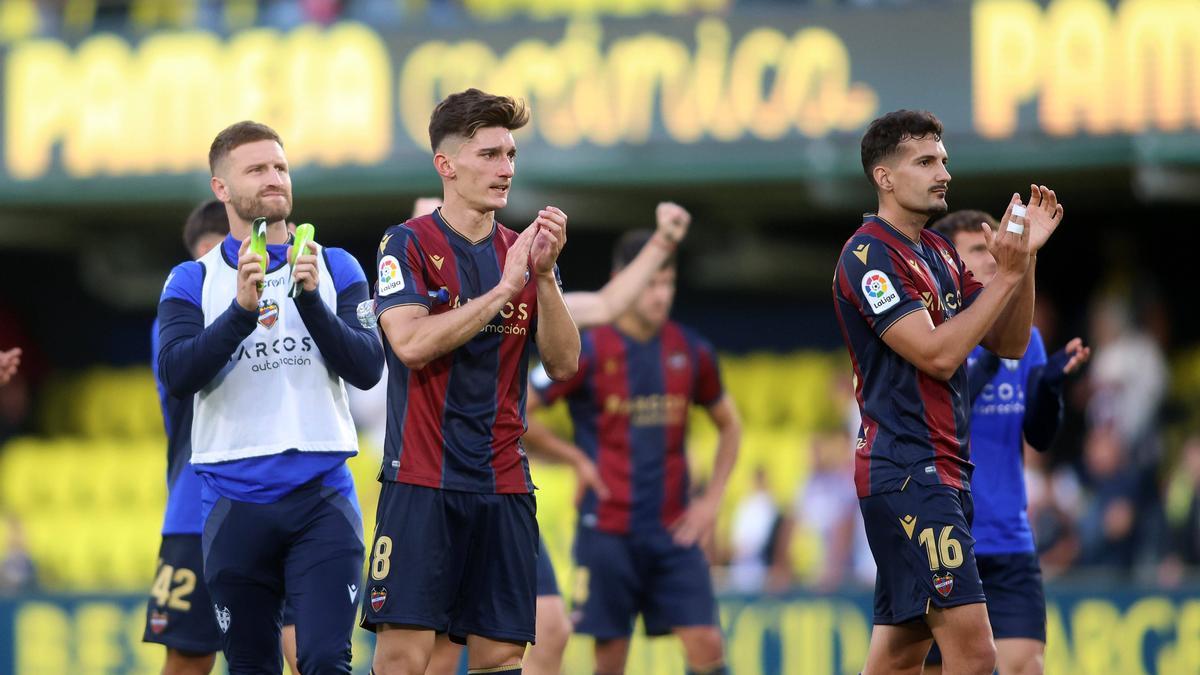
top-left (863, 214), bottom-right (921, 249)
top-left (433, 208), bottom-right (496, 247)
top-left (220, 232), bottom-right (293, 272)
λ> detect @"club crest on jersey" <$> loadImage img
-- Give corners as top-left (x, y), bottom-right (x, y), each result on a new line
top-left (933, 573), bottom-right (954, 597)
top-left (370, 586), bottom-right (388, 612)
top-left (668, 353), bottom-right (688, 370)
top-left (861, 270), bottom-right (900, 315)
top-left (149, 610), bottom-right (168, 634)
top-left (214, 605), bottom-right (231, 633)
top-left (378, 255), bottom-right (404, 296)
top-left (258, 300), bottom-right (279, 329)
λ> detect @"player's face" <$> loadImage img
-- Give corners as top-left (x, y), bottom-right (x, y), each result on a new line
top-left (191, 233), bottom-right (225, 260)
top-left (888, 136), bottom-right (950, 217)
top-left (218, 140), bottom-right (293, 223)
top-left (952, 230), bottom-right (996, 283)
top-left (447, 127), bottom-right (516, 212)
top-left (632, 266), bottom-right (676, 330)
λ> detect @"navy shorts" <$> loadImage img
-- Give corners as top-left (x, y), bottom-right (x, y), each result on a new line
top-left (142, 534), bottom-right (222, 654)
top-left (360, 482), bottom-right (539, 646)
top-left (571, 527), bottom-right (718, 640)
top-left (860, 483), bottom-right (985, 625)
top-left (926, 551), bottom-right (1047, 663)
top-left (537, 537), bottom-right (559, 597)
top-left (203, 479), bottom-right (365, 674)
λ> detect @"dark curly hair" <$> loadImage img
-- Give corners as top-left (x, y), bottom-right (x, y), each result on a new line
top-left (860, 110), bottom-right (944, 188)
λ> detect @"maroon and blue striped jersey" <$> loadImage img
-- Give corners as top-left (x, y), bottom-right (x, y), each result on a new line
top-left (374, 211), bottom-right (552, 494)
top-left (833, 215), bottom-right (985, 498)
top-left (533, 322), bottom-right (723, 535)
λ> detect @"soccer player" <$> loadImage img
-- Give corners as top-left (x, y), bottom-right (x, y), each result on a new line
top-left (525, 229), bottom-right (741, 675)
top-left (832, 109), bottom-right (1063, 675)
top-left (158, 121), bottom-right (384, 673)
top-left (362, 89), bottom-right (581, 675)
top-left (923, 210), bottom-right (1090, 675)
top-left (144, 200), bottom-right (228, 675)
top-left (422, 201), bottom-right (692, 675)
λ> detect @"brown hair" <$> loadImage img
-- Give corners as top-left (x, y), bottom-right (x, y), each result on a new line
top-left (931, 209), bottom-right (997, 239)
top-left (428, 88), bottom-right (530, 153)
top-left (208, 121), bottom-right (283, 174)
top-left (860, 110), bottom-right (944, 188)
top-left (182, 199), bottom-right (229, 257)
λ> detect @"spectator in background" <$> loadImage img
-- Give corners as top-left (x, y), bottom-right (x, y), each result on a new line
top-left (1077, 423), bottom-right (1139, 571)
top-left (728, 467), bottom-right (787, 593)
top-left (0, 514), bottom-right (36, 593)
top-left (1159, 434), bottom-right (1200, 586)
top-left (795, 430), bottom-right (874, 591)
top-left (0, 348), bottom-right (18, 386)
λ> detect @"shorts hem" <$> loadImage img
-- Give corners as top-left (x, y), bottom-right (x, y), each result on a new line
top-left (141, 634), bottom-right (221, 654)
top-left (358, 614), bottom-right (444, 634)
top-left (575, 627), bottom-right (634, 641)
top-left (449, 625), bottom-right (535, 646)
top-left (644, 619), bottom-right (717, 637)
top-left (874, 594), bottom-right (987, 625)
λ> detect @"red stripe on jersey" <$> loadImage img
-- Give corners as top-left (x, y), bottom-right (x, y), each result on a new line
top-left (917, 371), bottom-right (965, 490)
top-left (491, 226), bottom-right (536, 493)
top-left (834, 259), bottom-right (872, 497)
top-left (593, 327), bottom-right (632, 533)
top-left (397, 227), bottom-right (454, 485)
top-left (659, 323), bottom-right (693, 529)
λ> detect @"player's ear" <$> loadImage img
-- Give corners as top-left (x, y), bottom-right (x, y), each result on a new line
top-left (433, 152), bottom-right (455, 180)
top-left (873, 164), bottom-right (892, 193)
top-left (210, 175), bottom-right (229, 202)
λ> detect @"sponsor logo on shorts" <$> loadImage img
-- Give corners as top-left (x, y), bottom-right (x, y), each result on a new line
top-left (348, 584), bottom-right (358, 603)
top-left (214, 605), bottom-right (231, 633)
top-left (370, 586), bottom-right (388, 612)
top-left (149, 610), bottom-right (168, 634)
top-left (934, 573), bottom-right (954, 598)
top-left (258, 299), bottom-right (279, 329)
top-left (899, 514), bottom-right (917, 539)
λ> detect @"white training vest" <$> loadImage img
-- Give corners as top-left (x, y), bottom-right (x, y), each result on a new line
top-left (190, 244), bottom-right (359, 464)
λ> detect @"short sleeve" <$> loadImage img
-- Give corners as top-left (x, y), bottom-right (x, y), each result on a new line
top-left (160, 261), bottom-right (203, 307)
top-left (375, 227), bottom-right (431, 316)
top-left (834, 236), bottom-right (925, 337)
top-left (324, 247), bottom-right (368, 294)
top-left (691, 337), bottom-right (724, 406)
top-left (531, 333), bottom-right (592, 404)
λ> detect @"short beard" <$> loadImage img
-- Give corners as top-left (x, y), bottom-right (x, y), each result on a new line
top-left (230, 191), bottom-right (291, 223)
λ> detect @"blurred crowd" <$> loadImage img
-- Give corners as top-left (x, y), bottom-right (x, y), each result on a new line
top-left (712, 282), bottom-right (1200, 594)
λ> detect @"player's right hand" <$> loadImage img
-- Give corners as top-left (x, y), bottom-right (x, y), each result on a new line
top-left (500, 224), bottom-right (536, 295)
top-left (236, 236), bottom-right (265, 311)
top-left (573, 455), bottom-right (610, 505)
top-left (982, 193), bottom-right (1032, 282)
top-left (0, 347), bottom-right (21, 386)
top-left (654, 202), bottom-right (690, 245)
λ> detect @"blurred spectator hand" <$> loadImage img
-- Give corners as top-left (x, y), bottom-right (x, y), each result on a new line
top-left (655, 201), bottom-right (690, 245)
top-left (1061, 337), bottom-right (1091, 375)
top-left (0, 348), bottom-right (20, 386)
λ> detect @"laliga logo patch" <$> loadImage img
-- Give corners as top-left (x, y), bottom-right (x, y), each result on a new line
top-left (370, 586), bottom-right (388, 612)
top-left (258, 299), bottom-right (279, 329)
top-left (149, 610), bottom-right (168, 634)
top-left (861, 269), bottom-right (900, 315)
top-left (214, 605), bottom-right (231, 633)
top-left (378, 255), bottom-right (404, 296)
top-left (933, 573), bottom-right (954, 598)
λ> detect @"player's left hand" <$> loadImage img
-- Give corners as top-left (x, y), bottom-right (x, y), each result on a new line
top-left (670, 494), bottom-right (720, 547)
top-left (530, 206), bottom-right (567, 277)
top-left (1061, 337), bottom-right (1091, 375)
top-left (290, 240), bottom-right (320, 292)
top-left (1025, 184), bottom-right (1064, 252)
